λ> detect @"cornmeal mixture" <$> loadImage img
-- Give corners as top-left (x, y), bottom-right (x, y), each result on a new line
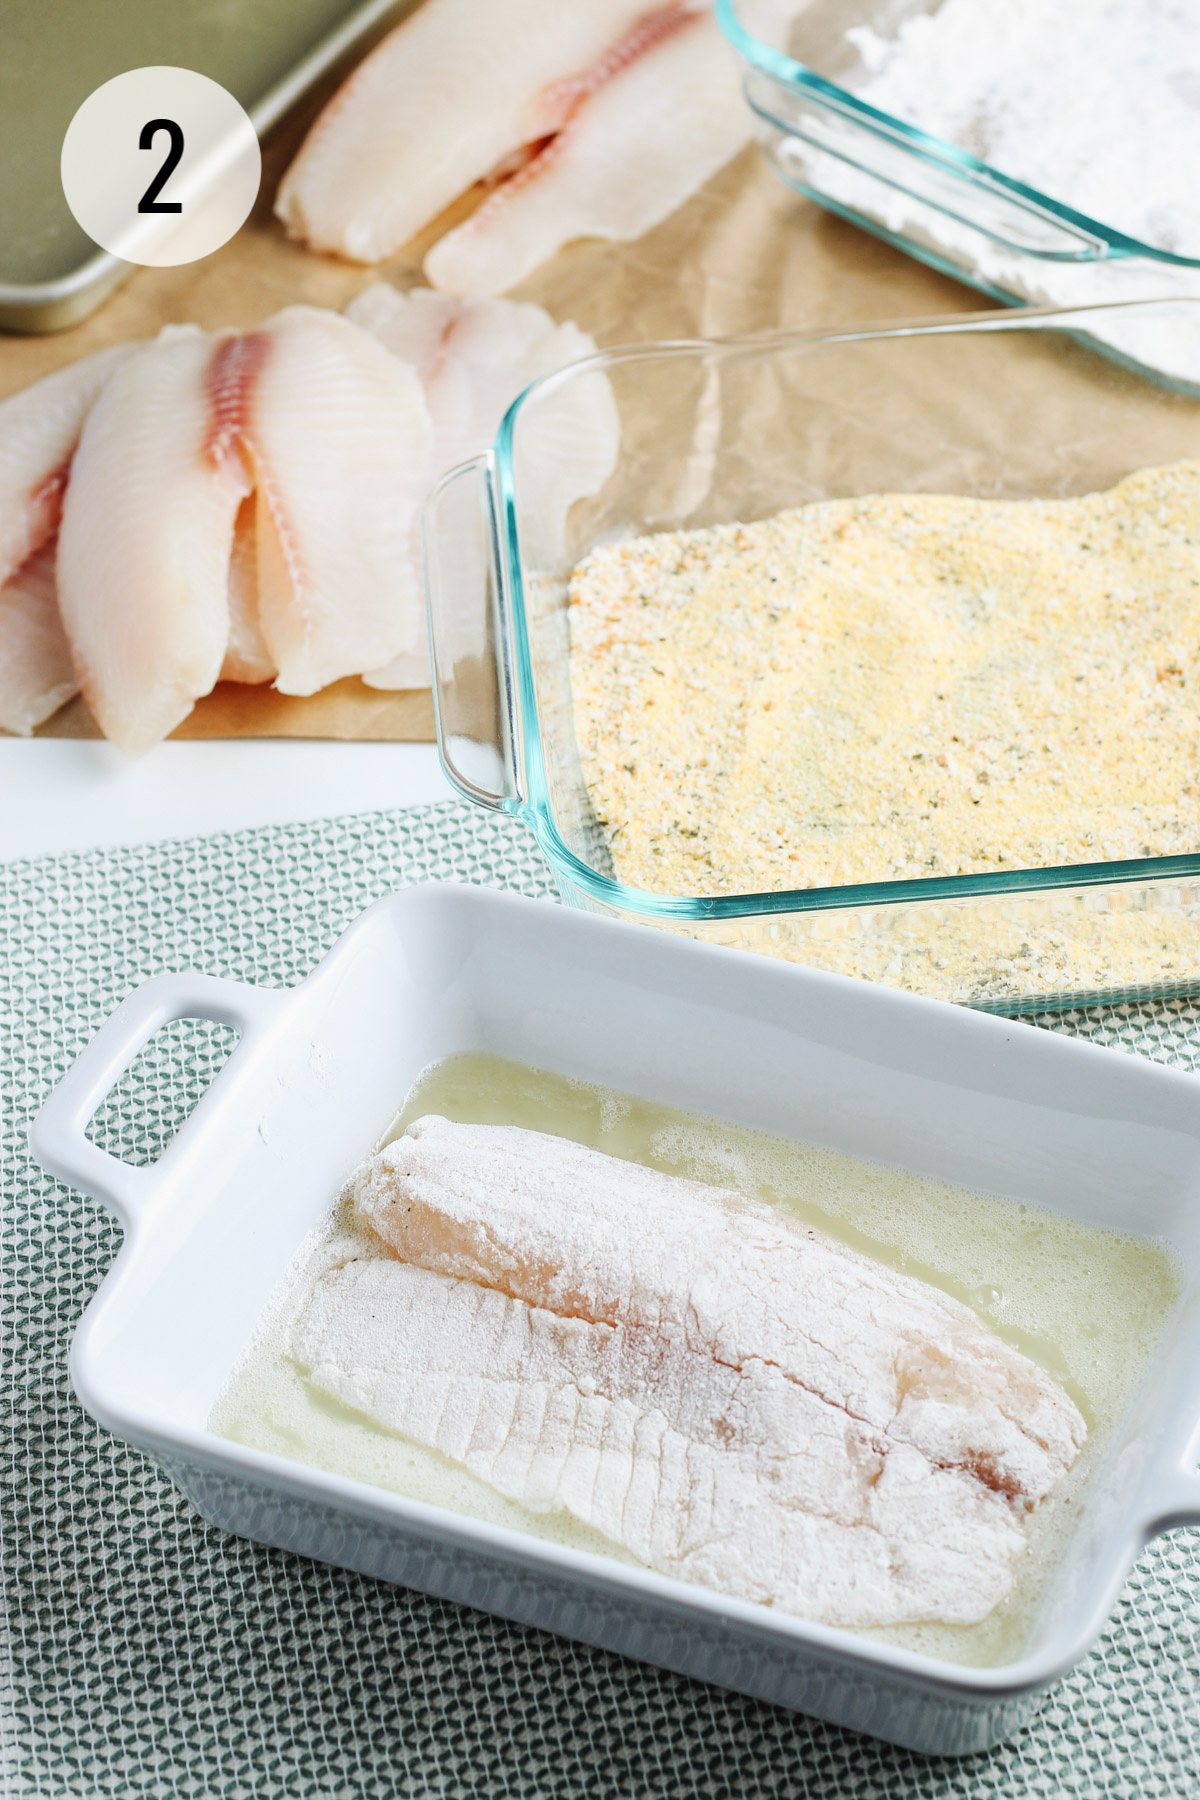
top-left (568, 460), bottom-right (1200, 897)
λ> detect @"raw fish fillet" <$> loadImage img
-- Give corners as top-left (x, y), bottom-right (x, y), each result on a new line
top-left (276, 0), bottom-right (749, 291)
top-left (55, 311), bottom-right (431, 748)
top-left (0, 543), bottom-right (77, 736)
top-left (56, 328), bottom-right (252, 756)
top-left (0, 343), bottom-right (134, 589)
top-left (277, 0), bottom-right (662, 263)
top-left (346, 285), bottom-right (601, 481)
top-left (346, 285), bottom-right (617, 686)
top-left (240, 307), bottom-right (432, 695)
top-left (295, 1117), bottom-right (1087, 1628)
top-left (221, 497), bottom-right (275, 685)
top-left (425, 7), bottom-right (750, 296)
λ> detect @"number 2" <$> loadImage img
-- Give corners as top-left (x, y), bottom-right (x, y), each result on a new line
top-left (138, 118), bottom-right (184, 213)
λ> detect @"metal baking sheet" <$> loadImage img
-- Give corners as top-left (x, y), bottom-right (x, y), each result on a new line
top-left (0, 0), bottom-right (409, 334)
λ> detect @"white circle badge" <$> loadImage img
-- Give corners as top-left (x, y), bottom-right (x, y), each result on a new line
top-left (61, 67), bottom-right (261, 267)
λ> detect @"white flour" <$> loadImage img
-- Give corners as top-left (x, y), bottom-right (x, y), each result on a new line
top-left (848, 0), bottom-right (1200, 256)
top-left (787, 0), bottom-right (1200, 378)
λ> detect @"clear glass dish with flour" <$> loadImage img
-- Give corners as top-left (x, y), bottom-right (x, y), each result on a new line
top-left (717, 0), bottom-right (1200, 356)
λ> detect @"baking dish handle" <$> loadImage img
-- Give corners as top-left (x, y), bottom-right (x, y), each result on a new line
top-left (423, 454), bottom-right (522, 811)
top-left (1143, 1467), bottom-right (1200, 1534)
top-left (29, 972), bottom-right (287, 1231)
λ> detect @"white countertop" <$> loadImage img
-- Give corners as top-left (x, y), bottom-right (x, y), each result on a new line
top-left (0, 739), bottom-right (454, 863)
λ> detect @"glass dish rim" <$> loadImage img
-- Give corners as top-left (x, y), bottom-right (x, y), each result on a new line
top-left (714, 0), bottom-right (1200, 273)
top-left (491, 299), bottom-right (1200, 923)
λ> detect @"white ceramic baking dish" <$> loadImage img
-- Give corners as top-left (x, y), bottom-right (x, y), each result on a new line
top-left (30, 883), bottom-right (1200, 1755)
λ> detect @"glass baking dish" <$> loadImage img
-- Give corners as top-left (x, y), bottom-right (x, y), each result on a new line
top-left (424, 298), bottom-right (1200, 1013)
top-left (715, 0), bottom-right (1200, 319)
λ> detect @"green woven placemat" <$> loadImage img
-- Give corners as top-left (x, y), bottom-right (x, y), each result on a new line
top-left (2, 799), bottom-right (1198, 1799)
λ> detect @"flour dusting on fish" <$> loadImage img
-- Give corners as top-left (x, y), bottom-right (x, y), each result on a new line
top-left (293, 1117), bottom-right (1086, 1628)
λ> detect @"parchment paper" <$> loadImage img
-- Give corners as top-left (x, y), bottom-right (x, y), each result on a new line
top-left (0, 48), bottom-right (982, 743)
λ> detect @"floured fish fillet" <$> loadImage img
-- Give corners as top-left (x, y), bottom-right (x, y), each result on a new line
top-left (276, 0), bottom-right (749, 291)
top-left (425, 6), bottom-right (750, 296)
top-left (0, 343), bottom-right (134, 589)
top-left (56, 327), bottom-right (253, 756)
top-left (237, 307), bottom-right (432, 695)
top-left (0, 543), bottom-right (77, 736)
top-left (295, 1117), bottom-right (1086, 1629)
top-left (346, 284), bottom-right (617, 686)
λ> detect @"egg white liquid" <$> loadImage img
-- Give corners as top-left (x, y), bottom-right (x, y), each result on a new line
top-left (210, 1052), bottom-right (1180, 1666)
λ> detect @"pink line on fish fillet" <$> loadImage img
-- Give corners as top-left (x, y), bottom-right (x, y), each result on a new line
top-left (467, 2), bottom-right (701, 232)
top-left (539, 1), bottom-right (699, 122)
top-left (25, 461), bottom-right (71, 560)
top-left (425, 310), bottom-right (466, 388)
top-left (202, 331), bottom-right (315, 655)
top-left (211, 331), bottom-right (314, 655)
top-left (204, 333), bottom-right (270, 475)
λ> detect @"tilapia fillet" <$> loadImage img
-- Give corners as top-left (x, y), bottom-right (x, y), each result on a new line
top-left (0, 543), bottom-right (76, 737)
top-left (275, 0), bottom-right (750, 293)
top-left (55, 309), bottom-right (431, 753)
top-left (0, 343), bottom-right (135, 736)
top-left (345, 284), bottom-right (617, 687)
top-left (294, 1117), bottom-right (1086, 1628)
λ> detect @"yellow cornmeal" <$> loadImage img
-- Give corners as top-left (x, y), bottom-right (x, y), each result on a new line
top-left (568, 460), bottom-right (1200, 897)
